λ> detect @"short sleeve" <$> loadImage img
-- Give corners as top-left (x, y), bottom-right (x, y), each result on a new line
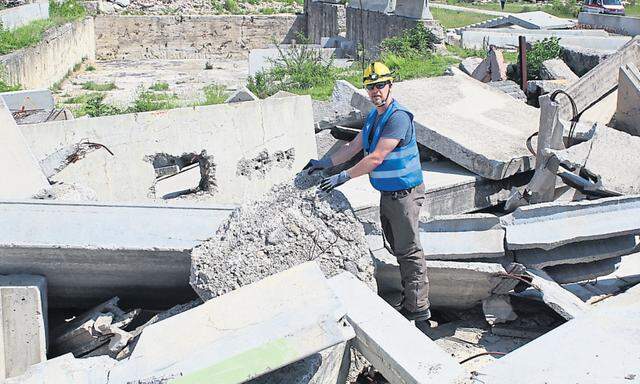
top-left (380, 111), bottom-right (412, 146)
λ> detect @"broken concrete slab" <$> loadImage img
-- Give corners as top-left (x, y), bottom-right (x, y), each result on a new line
top-left (0, 89), bottom-right (54, 112)
top-left (549, 125), bottom-right (640, 195)
top-left (459, 57), bottom-right (483, 76)
top-left (561, 44), bottom-right (615, 77)
top-left (514, 235), bottom-right (636, 269)
top-left (526, 79), bottom-right (569, 97)
top-left (328, 272), bottom-right (465, 383)
top-left (346, 0), bottom-right (394, 13)
top-left (191, 173), bottom-right (374, 301)
top-left (474, 290), bottom-right (640, 383)
top-left (419, 213), bottom-right (505, 260)
top-left (313, 99), bottom-right (363, 131)
top-left (20, 95), bottom-right (317, 205)
top-left (351, 70), bottom-right (540, 180)
top-left (526, 269), bottom-right (589, 320)
top-left (482, 294), bottom-right (517, 325)
top-left (461, 29), bottom-right (629, 51)
top-left (0, 275), bottom-right (47, 379)
top-left (394, 0), bottom-right (432, 19)
top-left (540, 58), bottom-right (579, 81)
top-left (564, 253), bottom-right (640, 302)
top-left (506, 11), bottom-right (576, 29)
top-left (108, 262), bottom-right (355, 383)
top-left (5, 353), bottom-right (116, 384)
top-left (0, 97), bottom-right (49, 199)
top-left (488, 80), bottom-right (527, 101)
top-left (0, 200), bottom-right (235, 308)
top-left (614, 63), bottom-right (640, 136)
top-left (501, 196), bottom-right (640, 251)
top-left (489, 48), bottom-right (507, 82)
top-left (224, 85), bottom-right (258, 103)
top-left (545, 257), bottom-right (621, 284)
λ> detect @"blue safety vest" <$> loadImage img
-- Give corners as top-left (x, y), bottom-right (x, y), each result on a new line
top-left (362, 100), bottom-right (423, 192)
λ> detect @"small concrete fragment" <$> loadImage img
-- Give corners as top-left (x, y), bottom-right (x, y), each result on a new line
top-left (540, 59), bottom-right (579, 81)
top-left (614, 63), bottom-right (640, 136)
top-left (545, 257), bottom-right (621, 284)
top-left (328, 272), bottom-right (465, 383)
top-left (459, 57), bottom-right (483, 76)
top-left (224, 85), bottom-right (258, 103)
top-left (0, 275), bottom-right (47, 379)
top-left (482, 294), bottom-right (517, 325)
top-left (109, 262), bottom-right (355, 383)
top-left (526, 269), bottom-right (589, 320)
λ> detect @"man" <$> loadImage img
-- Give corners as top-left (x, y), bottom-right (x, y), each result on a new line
top-left (304, 62), bottom-right (430, 321)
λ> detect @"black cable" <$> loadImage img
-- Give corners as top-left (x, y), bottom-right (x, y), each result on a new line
top-left (549, 89), bottom-right (578, 147)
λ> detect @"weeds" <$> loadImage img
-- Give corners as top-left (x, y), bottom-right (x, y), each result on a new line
top-left (526, 37), bottom-right (562, 79)
top-left (86, 65), bottom-right (96, 71)
top-left (72, 93), bottom-right (124, 117)
top-left (0, 66), bottom-right (20, 92)
top-left (149, 82), bottom-right (170, 91)
top-left (81, 81), bottom-right (117, 91)
top-left (380, 23), bottom-right (440, 58)
top-left (199, 84), bottom-right (228, 105)
top-left (130, 90), bottom-right (180, 112)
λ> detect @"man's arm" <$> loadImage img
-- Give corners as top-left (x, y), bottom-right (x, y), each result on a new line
top-left (328, 131), bottom-right (364, 166)
top-left (346, 137), bottom-right (400, 179)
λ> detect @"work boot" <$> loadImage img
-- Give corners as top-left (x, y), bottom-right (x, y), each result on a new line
top-left (398, 307), bottom-right (431, 322)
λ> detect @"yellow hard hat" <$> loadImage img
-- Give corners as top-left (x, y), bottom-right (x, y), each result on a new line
top-left (363, 62), bottom-right (394, 86)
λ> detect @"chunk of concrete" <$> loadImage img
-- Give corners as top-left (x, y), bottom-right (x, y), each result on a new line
top-left (578, 12), bottom-right (640, 37)
top-left (0, 2), bottom-right (49, 31)
top-left (540, 59), bottom-right (579, 81)
top-left (526, 79), bottom-right (569, 97)
top-left (471, 56), bottom-right (491, 82)
top-left (461, 29), bottom-right (629, 51)
top-left (459, 57), bottom-right (483, 76)
top-left (420, 213), bottom-right (505, 260)
top-left (482, 294), bottom-right (517, 325)
top-left (394, 0), bottom-right (432, 19)
top-left (561, 44), bottom-right (615, 77)
top-left (108, 262), bottom-right (355, 383)
top-left (0, 89), bottom-right (54, 111)
top-left (514, 235), bottom-right (636, 269)
top-left (526, 269), bottom-right (589, 320)
top-left (614, 63), bottom-right (640, 136)
top-left (350, 70), bottom-right (540, 180)
top-left (488, 80), bottom-right (527, 101)
top-left (501, 196), bottom-right (640, 251)
top-left (224, 86), bottom-right (258, 103)
top-left (0, 275), bottom-right (47, 379)
top-left (5, 353), bottom-right (116, 384)
top-left (545, 257), bottom-right (621, 284)
top-left (346, 0), bottom-right (394, 13)
top-left (0, 97), bottom-right (49, 199)
top-left (506, 11), bottom-right (575, 29)
top-left (328, 272), bottom-right (465, 383)
top-left (489, 48), bottom-right (507, 81)
top-left (0, 200), bottom-right (235, 308)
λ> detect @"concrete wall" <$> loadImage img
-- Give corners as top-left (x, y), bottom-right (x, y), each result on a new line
top-left (94, 14), bottom-right (306, 60)
top-left (579, 12), bottom-right (640, 37)
top-left (0, 17), bottom-right (95, 89)
top-left (305, 0), bottom-right (344, 45)
top-left (461, 29), bottom-right (631, 51)
top-left (0, 1), bottom-right (49, 31)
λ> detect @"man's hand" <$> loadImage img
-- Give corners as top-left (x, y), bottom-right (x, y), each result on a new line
top-left (303, 157), bottom-right (332, 174)
top-left (319, 171), bottom-right (351, 192)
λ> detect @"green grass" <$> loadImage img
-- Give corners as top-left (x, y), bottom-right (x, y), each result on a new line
top-left (149, 82), bottom-right (170, 91)
top-left (430, 7), bottom-right (495, 28)
top-left (130, 90), bottom-right (180, 112)
top-left (0, 0), bottom-right (86, 55)
top-left (81, 81), bottom-right (117, 91)
top-left (63, 92), bottom-right (101, 104)
top-left (86, 65), bottom-right (96, 71)
top-left (626, 3), bottom-right (640, 16)
top-left (199, 84), bottom-right (228, 105)
top-left (436, 0), bottom-right (580, 18)
top-left (446, 45), bottom-right (518, 63)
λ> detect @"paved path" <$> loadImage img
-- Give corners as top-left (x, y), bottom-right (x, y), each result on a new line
top-left (430, 2), bottom-right (512, 17)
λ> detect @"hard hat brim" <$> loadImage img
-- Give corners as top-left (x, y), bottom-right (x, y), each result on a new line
top-left (363, 76), bottom-right (394, 86)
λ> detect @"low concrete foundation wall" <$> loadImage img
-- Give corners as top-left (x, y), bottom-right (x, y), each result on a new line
top-left (0, 1), bottom-right (49, 31)
top-left (578, 12), bottom-right (640, 37)
top-left (305, 0), bottom-right (345, 44)
top-left (94, 14), bottom-right (306, 60)
top-left (0, 17), bottom-right (95, 89)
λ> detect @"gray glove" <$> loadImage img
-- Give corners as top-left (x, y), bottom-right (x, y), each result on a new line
top-left (319, 171), bottom-right (351, 192)
top-left (303, 157), bottom-right (333, 174)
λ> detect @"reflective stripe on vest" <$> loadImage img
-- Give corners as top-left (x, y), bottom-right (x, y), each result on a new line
top-left (362, 100), bottom-right (423, 192)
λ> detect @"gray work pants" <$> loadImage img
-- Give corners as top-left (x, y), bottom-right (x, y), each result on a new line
top-left (379, 183), bottom-right (430, 312)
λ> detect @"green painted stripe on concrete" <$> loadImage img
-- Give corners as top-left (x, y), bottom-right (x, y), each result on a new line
top-left (170, 337), bottom-right (300, 384)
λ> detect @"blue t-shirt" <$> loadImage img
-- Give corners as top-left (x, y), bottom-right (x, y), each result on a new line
top-left (371, 110), bottom-right (412, 147)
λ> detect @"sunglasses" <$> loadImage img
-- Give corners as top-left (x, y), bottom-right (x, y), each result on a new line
top-left (365, 82), bottom-right (389, 91)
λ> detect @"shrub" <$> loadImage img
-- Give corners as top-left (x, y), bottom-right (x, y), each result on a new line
top-left (86, 65), bottom-right (96, 71)
top-left (130, 89), bottom-right (180, 112)
top-left (74, 93), bottom-right (124, 117)
top-left (149, 82), bottom-right (170, 91)
top-left (526, 37), bottom-right (562, 79)
top-left (224, 0), bottom-right (241, 13)
top-left (81, 81), bottom-right (117, 91)
top-left (380, 23), bottom-right (440, 58)
top-left (550, 0), bottom-right (580, 18)
top-left (200, 84), bottom-right (228, 105)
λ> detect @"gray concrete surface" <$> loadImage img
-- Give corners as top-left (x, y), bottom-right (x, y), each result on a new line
top-left (526, 269), bottom-right (589, 320)
top-left (467, 27), bottom-right (608, 37)
top-left (545, 256), bottom-right (621, 284)
top-left (224, 85), bottom-right (258, 103)
top-left (429, 2), bottom-right (509, 17)
top-left (5, 353), bottom-right (116, 384)
top-left (0, 200), bottom-right (235, 308)
top-left (419, 214), bottom-right (505, 260)
top-left (347, 0), bottom-right (394, 13)
top-left (579, 12), bottom-right (640, 37)
top-left (561, 44), bottom-right (616, 77)
top-left (0, 89), bottom-right (54, 112)
top-left (329, 272), bottom-right (465, 383)
top-left (0, 275), bottom-right (47, 379)
top-left (0, 99), bottom-right (49, 199)
top-left (614, 63), bottom-right (640, 136)
top-left (501, 196), bottom-right (640, 251)
top-left (351, 70), bottom-right (540, 180)
top-left (540, 59), bottom-right (578, 81)
top-left (461, 29), bottom-right (630, 50)
top-left (394, 0), bottom-right (432, 19)
top-left (109, 262), bottom-right (355, 383)
top-left (459, 57), bottom-right (483, 76)
top-left (0, 1), bottom-right (49, 31)
top-left (505, 11), bottom-right (575, 29)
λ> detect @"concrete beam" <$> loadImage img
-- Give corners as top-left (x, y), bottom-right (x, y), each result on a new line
top-left (545, 256), bottom-right (621, 284)
top-left (328, 272), bottom-right (464, 384)
top-left (578, 12), bottom-right (640, 37)
top-left (351, 71), bottom-right (540, 180)
top-left (108, 262), bottom-right (355, 383)
top-left (614, 63), bottom-right (640, 136)
top-left (506, 11), bottom-right (575, 29)
top-left (0, 200), bottom-right (235, 308)
top-left (501, 196), bottom-right (640, 251)
top-left (0, 275), bottom-right (47, 379)
top-left (526, 269), bottom-right (589, 320)
top-left (461, 29), bottom-right (629, 51)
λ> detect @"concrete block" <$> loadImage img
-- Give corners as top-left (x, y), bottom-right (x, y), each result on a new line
top-left (346, 0), bottom-right (394, 13)
top-left (506, 11), bottom-right (575, 29)
top-left (420, 213), bottom-right (505, 260)
top-left (0, 200), bottom-right (235, 308)
top-left (461, 29), bottom-right (629, 51)
top-left (540, 59), bottom-right (579, 81)
top-left (502, 196), bottom-right (640, 251)
top-left (20, 95), bottom-right (317, 205)
top-left (526, 269), bottom-right (589, 320)
top-left (488, 80), bottom-right (527, 101)
top-left (0, 89), bottom-right (54, 112)
top-left (328, 272), bottom-right (464, 383)
top-left (5, 353), bottom-right (116, 384)
top-left (350, 70), bottom-right (540, 180)
top-left (0, 2), bottom-right (49, 31)
top-left (545, 257), bottom-right (621, 284)
top-left (482, 294), bottom-right (517, 325)
top-left (526, 79), bottom-right (569, 96)
top-left (489, 48), bottom-right (507, 81)
top-left (467, 27), bottom-right (609, 37)
top-left (549, 125), bottom-right (640, 195)
top-left (474, 291), bottom-right (640, 383)
top-left (514, 235), bottom-right (636, 269)
top-left (108, 262), bottom-right (355, 383)
top-left (578, 12), bottom-right (640, 37)
top-left (394, 0), bottom-right (432, 20)
top-left (471, 56), bottom-right (491, 82)
top-left (561, 44), bottom-right (615, 77)
top-left (224, 86), bottom-right (258, 103)
top-left (0, 275), bottom-right (47, 379)
top-left (459, 57), bottom-right (483, 76)
top-left (614, 63), bottom-right (640, 136)
top-left (0, 98), bottom-right (49, 199)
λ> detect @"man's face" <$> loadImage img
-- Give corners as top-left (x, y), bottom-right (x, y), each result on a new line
top-left (367, 82), bottom-right (391, 107)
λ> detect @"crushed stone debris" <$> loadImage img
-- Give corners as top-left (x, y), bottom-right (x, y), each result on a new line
top-left (190, 172), bottom-right (375, 300)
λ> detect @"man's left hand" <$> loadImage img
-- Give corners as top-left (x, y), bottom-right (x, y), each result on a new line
top-left (319, 171), bottom-right (351, 192)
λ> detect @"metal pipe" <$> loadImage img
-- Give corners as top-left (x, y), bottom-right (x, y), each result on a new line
top-left (518, 36), bottom-right (528, 93)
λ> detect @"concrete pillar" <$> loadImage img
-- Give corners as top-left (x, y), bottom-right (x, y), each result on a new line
top-left (0, 275), bottom-right (47, 379)
top-left (394, 0), bottom-right (432, 20)
top-left (614, 63), bottom-right (640, 136)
